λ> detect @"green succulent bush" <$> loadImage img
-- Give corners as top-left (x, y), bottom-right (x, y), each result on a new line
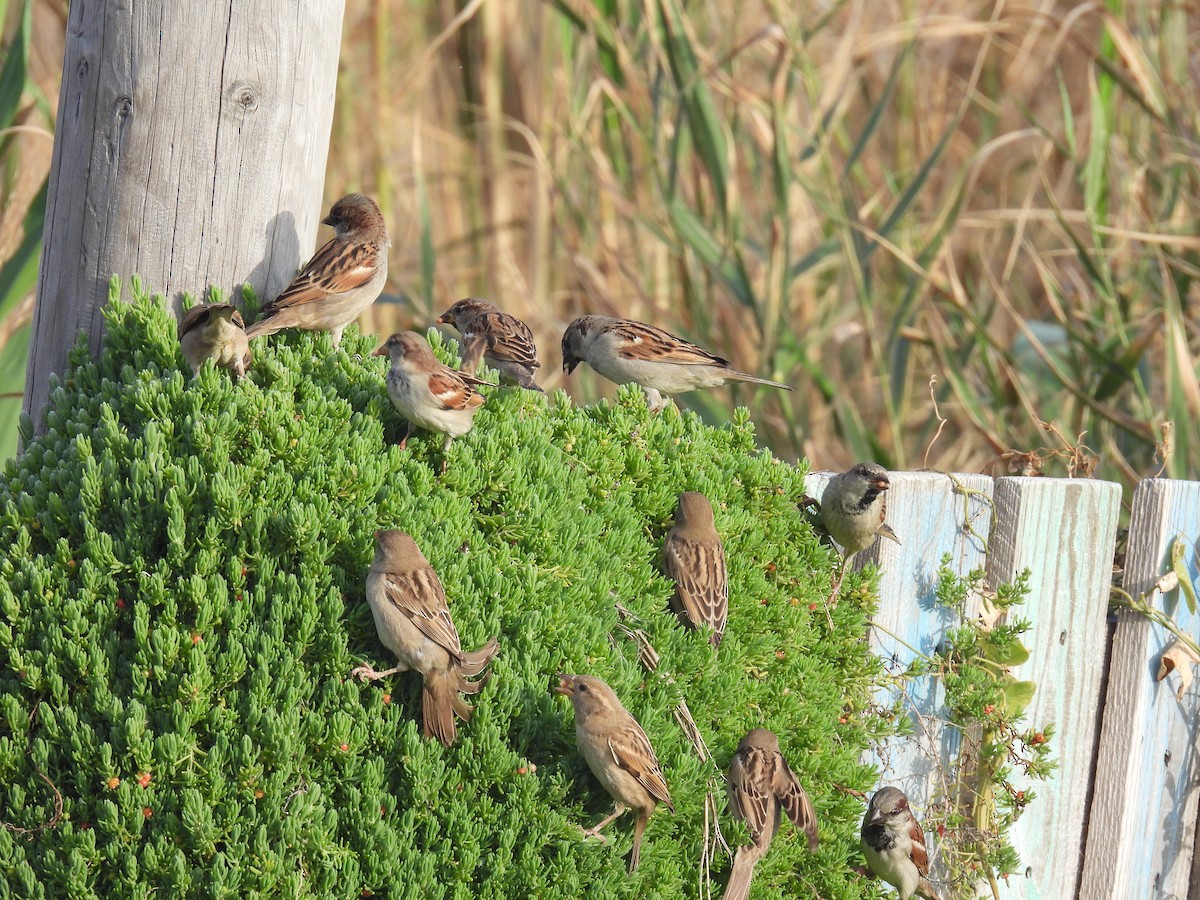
top-left (0, 280), bottom-right (888, 898)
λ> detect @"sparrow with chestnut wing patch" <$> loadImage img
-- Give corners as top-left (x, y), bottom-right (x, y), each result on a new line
top-left (245, 193), bottom-right (390, 349)
top-left (561, 315), bottom-right (791, 412)
top-left (437, 297), bottom-right (543, 391)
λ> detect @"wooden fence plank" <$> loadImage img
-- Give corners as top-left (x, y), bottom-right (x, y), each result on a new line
top-left (985, 477), bottom-right (1121, 899)
top-left (805, 471), bottom-right (993, 818)
top-left (1079, 478), bottom-right (1200, 899)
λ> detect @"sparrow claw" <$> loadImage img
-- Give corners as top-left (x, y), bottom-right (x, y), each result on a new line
top-left (579, 825), bottom-right (609, 845)
top-left (351, 664), bottom-right (379, 682)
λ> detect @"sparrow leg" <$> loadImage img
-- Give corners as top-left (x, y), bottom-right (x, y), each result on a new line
top-left (330, 326), bottom-right (345, 350)
top-left (351, 663), bottom-right (405, 682)
top-left (582, 805), bottom-right (627, 840)
top-left (642, 387), bottom-right (668, 413)
top-left (827, 555), bottom-right (851, 609)
top-left (233, 359), bottom-right (246, 381)
top-left (398, 422), bottom-right (413, 451)
top-left (439, 435), bottom-right (453, 475)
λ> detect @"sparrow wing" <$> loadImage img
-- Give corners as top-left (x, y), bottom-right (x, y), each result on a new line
top-left (479, 311), bottom-right (540, 368)
top-left (262, 238), bottom-right (380, 312)
top-left (379, 567), bottom-right (462, 658)
top-left (908, 816), bottom-right (931, 877)
top-left (728, 747), bottom-right (775, 847)
top-left (610, 320), bottom-right (731, 368)
top-left (607, 722), bottom-right (674, 810)
top-left (427, 369), bottom-right (489, 411)
top-left (774, 756), bottom-right (819, 851)
top-left (663, 531), bottom-right (728, 640)
top-left (177, 304), bottom-right (212, 339)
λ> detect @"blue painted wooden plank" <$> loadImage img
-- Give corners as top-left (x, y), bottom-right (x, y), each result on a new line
top-left (805, 470), bottom-right (993, 856)
top-left (986, 477), bottom-right (1121, 899)
top-left (1080, 478), bottom-right (1200, 899)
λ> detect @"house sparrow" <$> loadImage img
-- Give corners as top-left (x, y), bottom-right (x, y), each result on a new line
top-left (245, 193), bottom-right (390, 348)
top-left (662, 492), bottom-right (728, 647)
top-left (436, 297), bottom-right (543, 391)
top-left (819, 463), bottom-right (900, 557)
top-left (554, 674), bottom-right (674, 872)
top-left (861, 787), bottom-right (941, 900)
top-left (177, 302), bottom-right (252, 380)
top-left (724, 728), bottom-right (819, 900)
top-left (560, 315), bottom-right (792, 411)
top-left (351, 530), bottom-right (499, 747)
top-left (372, 332), bottom-right (491, 466)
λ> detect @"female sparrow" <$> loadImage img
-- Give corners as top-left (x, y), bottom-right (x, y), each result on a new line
top-left (373, 332), bottom-right (491, 466)
top-left (662, 492), bottom-right (728, 647)
top-left (436, 297), bottom-right (543, 391)
top-left (860, 786), bottom-right (941, 900)
top-left (554, 674), bottom-right (674, 872)
top-left (724, 728), bottom-right (819, 900)
top-left (351, 530), bottom-right (499, 747)
top-left (177, 302), bottom-right (252, 380)
top-left (245, 193), bottom-right (390, 348)
top-left (560, 315), bottom-right (792, 411)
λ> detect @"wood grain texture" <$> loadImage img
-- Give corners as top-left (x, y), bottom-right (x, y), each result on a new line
top-left (25, 1), bottom-right (346, 429)
top-left (805, 471), bottom-right (993, 813)
top-left (1079, 479), bottom-right (1200, 900)
top-left (985, 477), bottom-right (1121, 899)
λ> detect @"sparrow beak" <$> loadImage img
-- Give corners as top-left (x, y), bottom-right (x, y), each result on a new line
top-left (321, 214), bottom-right (335, 227)
top-left (435, 313), bottom-right (450, 325)
top-left (552, 674), bottom-right (575, 696)
top-left (871, 477), bottom-right (890, 492)
top-left (371, 345), bottom-right (388, 357)
top-left (562, 359), bottom-right (578, 375)
top-left (373, 529), bottom-right (382, 541)
top-left (867, 806), bottom-right (885, 826)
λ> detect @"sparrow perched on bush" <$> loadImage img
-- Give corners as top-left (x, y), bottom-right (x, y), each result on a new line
top-left (554, 674), bottom-right (674, 872)
top-left (724, 728), bottom-right (819, 900)
top-left (860, 786), bottom-right (941, 900)
top-left (662, 491), bottom-right (728, 647)
top-left (560, 315), bottom-right (792, 411)
top-left (436, 297), bottom-right (543, 391)
top-left (352, 530), bottom-right (499, 747)
top-left (177, 302), bottom-right (252, 380)
top-left (819, 462), bottom-right (900, 557)
top-left (245, 193), bottom-right (389, 348)
top-left (373, 332), bottom-right (491, 465)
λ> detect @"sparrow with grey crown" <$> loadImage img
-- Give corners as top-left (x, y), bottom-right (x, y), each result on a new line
top-left (561, 315), bottom-right (792, 412)
top-left (724, 728), bottom-right (819, 900)
top-left (352, 530), bottom-right (499, 747)
top-left (815, 462), bottom-right (900, 600)
top-left (554, 674), bottom-right (674, 872)
top-left (436, 297), bottom-right (543, 391)
top-left (178, 302), bottom-right (252, 380)
top-left (373, 331), bottom-right (491, 468)
top-left (245, 193), bottom-right (390, 349)
top-left (662, 491), bottom-right (728, 647)
top-left (860, 786), bottom-right (941, 900)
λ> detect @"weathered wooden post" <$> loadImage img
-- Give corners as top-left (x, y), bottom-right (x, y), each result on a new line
top-left (23, 2), bottom-right (346, 428)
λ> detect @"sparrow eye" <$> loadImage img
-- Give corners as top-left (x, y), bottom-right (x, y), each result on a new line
top-left (578, 683), bottom-right (588, 692)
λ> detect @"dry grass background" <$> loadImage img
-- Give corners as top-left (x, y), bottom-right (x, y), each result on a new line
top-left (5, 0), bottom-right (1199, 487)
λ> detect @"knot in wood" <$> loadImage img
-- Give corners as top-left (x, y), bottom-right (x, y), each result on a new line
top-left (113, 96), bottom-right (132, 119)
top-left (229, 83), bottom-right (259, 113)
top-left (76, 59), bottom-right (89, 80)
